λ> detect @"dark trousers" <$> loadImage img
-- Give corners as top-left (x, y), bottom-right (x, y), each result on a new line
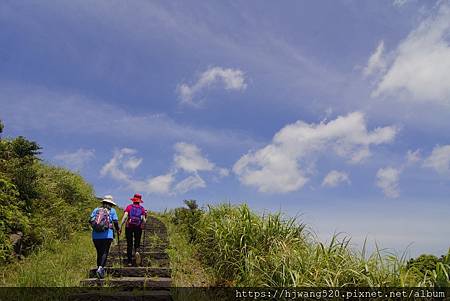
top-left (125, 226), bottom-right (142, 262)
top-left (93, 238), bottom-right (113, 267)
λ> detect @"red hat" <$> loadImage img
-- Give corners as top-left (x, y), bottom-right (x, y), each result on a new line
top-left (130, 193), bottom-right (143, 203)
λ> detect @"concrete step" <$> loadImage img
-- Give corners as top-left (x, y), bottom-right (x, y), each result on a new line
top-left (144, 225), bottom-right (166, 229)
top-left (107, 257), bottom-right (170, 268)
top-left (109, 251), bottom-right (169, 260)
top-left (88, 267), bottom-right (171, 278)
top-left (80, 277), bottom-right (171, 288)
top-left (144, 233), bottom-right (168, 239)
top-left (113, 245), bottom-right (168, 253)
top-left (69, 290), bottom-right (171, 301)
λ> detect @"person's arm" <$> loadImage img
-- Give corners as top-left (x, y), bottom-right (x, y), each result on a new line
top-left (140, 207), bottom-right (147, 229)
top-left (120, 212), bottom-right (128, 228)
top-left (111, 208), bottom-right (121, 234)
top-left (89, 208), bottom-right (97, 226)
top-left (113, 220), bottom-right (120, 234)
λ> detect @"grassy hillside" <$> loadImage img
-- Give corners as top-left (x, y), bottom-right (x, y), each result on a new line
top-left (0, 120), bottom-right (102, 286)
top-left (0, 121), bottom-right (98, 261)
top-left (0, 230), bottom-right (95, 286)
top-left (164, 201), bottom-right (450, 287)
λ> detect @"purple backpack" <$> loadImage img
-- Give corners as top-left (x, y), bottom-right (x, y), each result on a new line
top-left (129, 205), bottom-right (143, 227)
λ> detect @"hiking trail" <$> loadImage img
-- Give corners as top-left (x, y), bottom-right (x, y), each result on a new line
top-left (77, 216), bottom-right (171, 300)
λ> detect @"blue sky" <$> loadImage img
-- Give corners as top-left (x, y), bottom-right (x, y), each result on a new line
top-left (1, 0), bottom-right (449, 257)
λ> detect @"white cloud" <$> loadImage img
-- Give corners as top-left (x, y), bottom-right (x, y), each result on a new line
top-left (217, 167), bottom-right (230, 177)
top-left (233, 112), bottom-right (397, 193)
top-left (423, 145), bottom-right (450, 174)
top-left (174, 142), bottom-right (215, 173)
top-left (364, 41), bottom-right (386, 77)
top-left (393, 0), bottom-right (408, 7)
top-left (123, 156), bottom-right (143, 171)
top-left (174, 142), bottom-right (229, 177)
top-left (376, 167), bottom-right (401, 198)
top-left (100, 148), bottom-right (177, 195)
top-left (140, 173), bottom-right (175, 195)
top-left (372, 149), bottom-right (420, 197)
top-left (372, 3), bottom-right (450, 103)
top-left (101, 143), bottom-right (226, 195)
top-left (322, 170), bottom-right (351, 187)
top-left (100, 148), bottom-right (140, 182)
top-left (406, 149), bottom-right (421, 165)
top-left (177, 66), bottom-right (247, 106)
top-left (174, 174), bottom-right (206, 194)
top-left (54, 148), bottom-right (95, 170)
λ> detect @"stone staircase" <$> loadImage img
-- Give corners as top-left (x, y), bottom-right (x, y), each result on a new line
top-left (77, 216), bottom-right (172, 300)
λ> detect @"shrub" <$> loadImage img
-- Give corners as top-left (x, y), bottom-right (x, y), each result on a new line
top-left (407, 250), bottom-right (450, 287)
top-left (171, 200), bottom-right (203, 242)
top-left (0, 121), bottom-right (98, 262)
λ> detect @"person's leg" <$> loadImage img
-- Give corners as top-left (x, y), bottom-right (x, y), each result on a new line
top-left (100, 239), bottom-right (113, 267)
top-left (125, 227), bottom-right (133, 263)
top-left (133, 227), bottom-right (142, 266)
top-left (93, 239), bottom-right (102, 267)
top-left (134, 227), bottom-right (142, 251)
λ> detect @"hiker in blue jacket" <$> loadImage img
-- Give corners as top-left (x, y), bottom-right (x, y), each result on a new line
top-left (89, 195), bottom-right (121, 278)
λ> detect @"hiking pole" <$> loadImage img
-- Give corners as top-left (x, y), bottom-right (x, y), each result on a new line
top-left (117, 229), bottom-right (122, 268)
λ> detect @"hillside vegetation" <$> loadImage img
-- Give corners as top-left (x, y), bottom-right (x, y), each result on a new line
top-left (0, 120), bottom-right (98, 266)
top-left (165, 200), bottom-right (450, 287)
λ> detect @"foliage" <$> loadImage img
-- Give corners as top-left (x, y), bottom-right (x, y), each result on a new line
top-left (0, 120), bottom-right (98, 264)
top-left (167, 202), bottom-right (448, 287)
top-left (159, 213), bottom-right (214, 287)
top-left (407, 250), bottom-right (450, 287)
top-left (407, 254), bottom-right (439, 276)
top-left (171, 199), bottom-right (203, 242)
top-left (0, 177), bottom-right (30, 262)
top-left (0, 230), bottom-right (96, 286)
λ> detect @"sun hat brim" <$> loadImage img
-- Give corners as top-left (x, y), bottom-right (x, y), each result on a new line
top-left (130, 198), bottom-right (143, 203)
top-left (101, 198), bottom-right (117, 206)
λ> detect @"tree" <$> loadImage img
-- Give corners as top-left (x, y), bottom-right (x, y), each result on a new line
top-left (0, 135), bottom-right (41, 206)
top-left (11, 136), bottom-right (41, 159)
top-left (407, 254), bottom-right (439, 275)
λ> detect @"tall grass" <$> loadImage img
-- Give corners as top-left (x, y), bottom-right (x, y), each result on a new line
top-left (159, 213), bottom-right (215, 286)
top-left (0, 230), bottom-right (95, 287)
top-left (178, 203), bottom-right (442, 287)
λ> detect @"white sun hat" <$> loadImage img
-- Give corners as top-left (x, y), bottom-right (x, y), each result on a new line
top-left (101, 195), bottom-right (117, 206)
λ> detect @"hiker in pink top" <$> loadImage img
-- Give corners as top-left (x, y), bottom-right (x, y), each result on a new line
top-left (120, 193), bottom-right (147, 266)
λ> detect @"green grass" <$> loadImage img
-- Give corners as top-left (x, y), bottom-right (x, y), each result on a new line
top-left (166, 203), bottom-right (449, 287)
top-left (159, 214), bottom-right (215, 286)
top-left (0, 231), bottom-right (95, 287)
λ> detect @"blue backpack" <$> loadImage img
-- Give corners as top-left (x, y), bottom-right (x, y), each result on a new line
top-left (129, 205), bottom-right (143, 227)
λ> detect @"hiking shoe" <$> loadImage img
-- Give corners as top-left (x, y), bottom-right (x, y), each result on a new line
top-left (96, 267), bottom-right (102, 279)
top-left (135, 251), bottom-right (141, 266)
top-left (99, 267), bottom-right (106, 279)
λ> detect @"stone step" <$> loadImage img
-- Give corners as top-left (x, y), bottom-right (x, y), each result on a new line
top-left (111, 247), bottom-right (168, 255)
top-left (109, 251), bottom-right (169, 260)
top-left (144, 233), bottom-right (168, 239)
top-left (144, 225), bottom-right (166, 229)
top-left (107, 257), bottom-right (170, 267)
top-left (80, 277), bottom-right (171, 288)
top-left (88, 267), bottom-right (171, 278)
top-left (115, 242), bottom-right (169, 249)
top-left (69, 290), bottom-right (171, 301)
